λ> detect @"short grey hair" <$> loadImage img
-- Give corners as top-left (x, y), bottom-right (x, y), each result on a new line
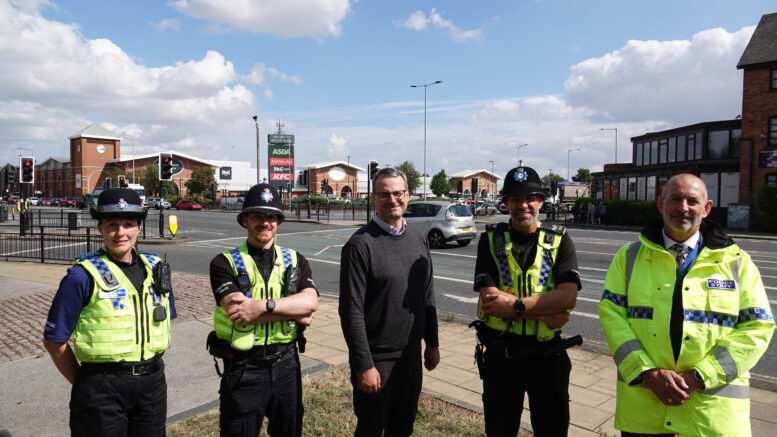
top-left (372, 167), bottom-right (408, 190)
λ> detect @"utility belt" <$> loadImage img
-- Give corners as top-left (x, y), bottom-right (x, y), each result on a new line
top-left (80, 354), bottom-right (164, 376)
top-left (229, 342), bottom-right (294, 364)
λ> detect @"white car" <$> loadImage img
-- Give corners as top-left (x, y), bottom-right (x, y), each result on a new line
top-left (28, 196), bottom-right (40, 206)
top-left (403, 201), bottom-right (477, 248)
top-left (147, 197), bottom-right (171, 209)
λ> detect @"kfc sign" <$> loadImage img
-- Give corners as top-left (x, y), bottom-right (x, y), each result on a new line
top-left (270, 173), bottom-right (294, 181)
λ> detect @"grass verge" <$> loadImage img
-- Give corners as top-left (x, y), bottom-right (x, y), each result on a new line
top-left (168, 367), bottom-right (487, 436)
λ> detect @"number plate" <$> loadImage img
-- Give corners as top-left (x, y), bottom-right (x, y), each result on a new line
top-left (461, 227), bottom-right (472, 232)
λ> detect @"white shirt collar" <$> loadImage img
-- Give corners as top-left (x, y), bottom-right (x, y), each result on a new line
top-left (662, 228), bottom-right (700, 251)
top-left (373, 215), bottom-right (406, 236)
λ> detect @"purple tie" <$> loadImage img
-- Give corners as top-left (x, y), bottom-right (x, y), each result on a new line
top-left (673, 244), bottom-right (690, 267)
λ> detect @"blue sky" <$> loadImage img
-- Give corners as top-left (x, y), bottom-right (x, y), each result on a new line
top-left (1, 0), bottom-right (775, 181)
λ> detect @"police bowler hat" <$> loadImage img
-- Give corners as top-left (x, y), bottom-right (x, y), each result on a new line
top-left (501, 166), bottom-right (545, 200)
top-left (237, 183), bottom-right (285, 227)
top-left (90, 188), bottom-right (148, 221)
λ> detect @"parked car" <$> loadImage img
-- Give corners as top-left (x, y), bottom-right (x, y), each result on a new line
top-left (62, 197), bottom-right (77, 207)
top-left (39, 197), bottom-right (52, 206)
top-left (403, 201), bottom-right (476, 248)
top-left (176, 199), bottom-right (202, 211)
top-left (498, 202), bottom-right (508, 214)
top-left (474, 202), bottom-right (497, 216)
top-left (219, 196), bottom-right (244, 211)
top-left (147, 197), bottom-right (171, 209)
top-left (8, 195), bottom-right (20, 205)
top-left (50, 197), bottom-right (63, 207)
top-left (27, 196), bottom-right (40, 206)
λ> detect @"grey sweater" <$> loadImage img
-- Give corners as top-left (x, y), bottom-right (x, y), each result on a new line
top-left (339, 220), bottom-right (439, 372)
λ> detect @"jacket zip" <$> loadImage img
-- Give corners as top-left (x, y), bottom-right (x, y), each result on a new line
top-left (139, 291), bottom-right (146, 360)
top-left (132, 295), bottom-right (140, 345)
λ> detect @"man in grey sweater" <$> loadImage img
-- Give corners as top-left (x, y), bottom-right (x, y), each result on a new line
top-left (339, 167), bottom-right (440, 437)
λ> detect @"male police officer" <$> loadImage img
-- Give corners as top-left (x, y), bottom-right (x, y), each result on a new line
top-left (43, 187), bottom-right (176, 436)
top-left (209, 183), bottom-right (318, 437)
top-left (599, 174), bottom-right (775, 436)
top-left (473, 166), bottom-right (581, 436)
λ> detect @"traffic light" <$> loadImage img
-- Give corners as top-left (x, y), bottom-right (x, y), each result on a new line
top-left (20, 157), bottom-right (34, 183)
top-left (104, 177), bottom-right (112, 189)
top-left (472, 177), bottom-right (478, 194)
top-left (297, 169), bottom-right (309, 186)
top-left (118, 175), bottom-right (128, 188)
top-left (368, 161), bottom-right (379, 179)
top-left (159, 153), bottom-right (173, 181)
top-left (321, 178), bottom-right (328, 194)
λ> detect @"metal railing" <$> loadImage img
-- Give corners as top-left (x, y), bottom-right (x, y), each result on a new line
top-left (0, 226), bottom-right (102, 262)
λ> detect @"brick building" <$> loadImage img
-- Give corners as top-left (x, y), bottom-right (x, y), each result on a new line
top-left (295, 161), bottom-right (363, 198)
top-left (449, 170), bottom-right (502, 200)
top-left (593, 12), bottom-right (777, 229)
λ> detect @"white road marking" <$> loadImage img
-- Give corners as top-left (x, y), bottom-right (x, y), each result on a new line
top-left (314, 245), bottom-right (344, 256)
top-left (442, 293), bottom-right (478, 304)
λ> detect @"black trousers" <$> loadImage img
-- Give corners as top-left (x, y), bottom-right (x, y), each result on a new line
top-left (351, 348), bottom-right (423, 437)
top-left (69, 361), bottom-right (167, 437)
top-left (481, 343), bottom-right (571, 437)
top-left (219, 347), bottom-right (303, 437)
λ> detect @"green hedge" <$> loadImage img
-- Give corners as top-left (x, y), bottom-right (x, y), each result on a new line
top-left (755, 183), bottom-right (777, 232)
top-left (573, 198), bottom-right (659, 226)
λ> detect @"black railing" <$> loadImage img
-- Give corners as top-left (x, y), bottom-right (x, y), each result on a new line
top-left (0, 226), bottom-right (102, 262)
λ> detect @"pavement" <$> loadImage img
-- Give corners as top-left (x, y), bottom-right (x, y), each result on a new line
top-left (1, 253), bottom-right (776, 436)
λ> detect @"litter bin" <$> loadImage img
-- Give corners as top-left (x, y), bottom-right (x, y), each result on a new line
top-left (68, 212), bottom-right (80, 230)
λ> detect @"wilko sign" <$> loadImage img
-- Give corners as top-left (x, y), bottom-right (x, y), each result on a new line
top-left (270, 157), bottom-right (294, 166)
top-left (267, 134), bottom-right (295, 190)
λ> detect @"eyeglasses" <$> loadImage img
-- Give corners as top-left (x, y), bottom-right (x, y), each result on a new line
top-left (374, 190), bottom-right (407, 201)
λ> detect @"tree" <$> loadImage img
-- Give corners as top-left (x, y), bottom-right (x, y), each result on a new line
top-left (430, 169), bottom-right (452, 197)
top-left (396, 161), bottom-right (421, 194)
top-left (185, 167), bottom-right (216, 197)
top-left (139, 164), bottom-right (176, 197)
top-left (572, 168), bottom-right (593, 184)
top-left (541, 172), bottom-right (565, 186)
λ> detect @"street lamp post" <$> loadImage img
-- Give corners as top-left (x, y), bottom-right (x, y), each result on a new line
top-left (516, 143), bottom-right (528, 167)
top-left (600, 128), bottom-right (618, 163)
top-left (488, 160), bottom-right (494, 197)
top-left (410, 80), bottom-right (442, 199)
top-left (253, 115), bottom-right (260, 184)
top-left (567, 148), bottom-right (582, 181)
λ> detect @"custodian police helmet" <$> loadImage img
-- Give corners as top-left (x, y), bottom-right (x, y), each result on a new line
top-left (501, 166), bottom-right (545, 201)
top-left (90, 188), bottom-right (148, 221)
top-left (237, 183), bottom-right (285, 227)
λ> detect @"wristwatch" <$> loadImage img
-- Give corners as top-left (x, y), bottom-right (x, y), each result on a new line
top-left (513, 298), bottom-right (525, 316)
top-left (266, 299), bottom-right (276, 313)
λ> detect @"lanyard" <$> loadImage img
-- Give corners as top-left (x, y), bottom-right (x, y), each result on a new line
top-left (678, 239), bottom-right (701, 273)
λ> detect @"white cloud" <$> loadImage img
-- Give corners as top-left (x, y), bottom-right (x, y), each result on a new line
top-left (170, 0), bottom-right (352, 38)
top-left (151, 18), bottom-right (181, 32)
top-left (243, 63), bottom-right (302, 85)
top-left (395, 8), bottom-right (482, 42)
top-left (565, 26), bottom-right (754, 124)
top-left (264, 87), bottom-right (274, 99)
top-left (327, 132), bottom-right (348, 157)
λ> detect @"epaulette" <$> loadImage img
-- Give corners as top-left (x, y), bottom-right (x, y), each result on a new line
top-left (540, 222), bottom-right (566, 235)
top-left (76, 250), bottom-right (103, 261)
top-left (485, 222), bottom-right (509, 233)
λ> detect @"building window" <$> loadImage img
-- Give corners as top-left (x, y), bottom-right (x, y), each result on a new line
top-left (770, 117), bottom-right (777, 148)
top-left (687, 134), bottom-right (695, 160)
top-left (767, 173), bottom-right (777, 185)
top-left (695, 132), bottom-right (703, 160)
top-left (668, 137), bottom-right (676, 162)
top-left (771, 69), bottom-right (777, 90)
top-left (651, 140), bottom-right (659, 165)
top-left (708, 130), bottom-right (730, 159)
top-left (676, 135), bottom-right (686, 161)
top-left (636, 143), bottom-right (643, 166)
top-left (659, 139), bottom-right (668, 164)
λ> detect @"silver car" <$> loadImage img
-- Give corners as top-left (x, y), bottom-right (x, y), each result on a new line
top-left (147, 197), bottom-right (171, 209)
top-left (403, 201), bottom-right (477, 248)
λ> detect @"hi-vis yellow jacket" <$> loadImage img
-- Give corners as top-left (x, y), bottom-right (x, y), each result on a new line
top-left (213, 244), bottom-right (298, 351)
top-left (599, 220), bottom-right (774, 436)
top-left (73, 250), bottom-right (171, 363)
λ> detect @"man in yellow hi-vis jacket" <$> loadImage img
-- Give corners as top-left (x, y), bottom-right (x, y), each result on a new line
top-left (599, 174), bottom-right (774, 437)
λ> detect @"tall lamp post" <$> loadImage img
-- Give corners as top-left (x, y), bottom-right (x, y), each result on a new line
top-left (516, 143), bottom-right (528, 166)
top-left (600, 128), bottom-right (618, 163)
top-left (410, 80), bottom-right (442, 199)
top-left (488, 160), bottom-right (494, 197)
top-left (253, 115), bottom-right (260, 184)
top-left (567, 148), bottom-right (582, 181)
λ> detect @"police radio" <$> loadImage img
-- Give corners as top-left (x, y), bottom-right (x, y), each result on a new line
top-left (152, 255), bottom-right (172, 322)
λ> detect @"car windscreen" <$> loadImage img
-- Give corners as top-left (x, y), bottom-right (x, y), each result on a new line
top-left (448, 204), bottom-right (472, 217)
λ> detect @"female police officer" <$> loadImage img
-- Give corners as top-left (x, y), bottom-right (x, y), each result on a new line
top-left (43, 187), bottom-right (176, 436)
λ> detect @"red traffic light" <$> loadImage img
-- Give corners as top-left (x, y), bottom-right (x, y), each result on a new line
top-left (24, 161), bottom-right (32, 167)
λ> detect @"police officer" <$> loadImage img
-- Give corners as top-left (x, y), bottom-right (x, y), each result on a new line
top-left (472, 166), bottom-right (581, 436)
top-left (43, 187), bottom-right (176, 436)
top-left (209, 183), bottom-right (318, 437)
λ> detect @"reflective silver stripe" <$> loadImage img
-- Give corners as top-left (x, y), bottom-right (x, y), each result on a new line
top-left (714, 345), bottom-right (739, 382)
top-left (731, 257), bottom-right (741, 292)
top-left (625, 241), bottom-right (641, 294)
top-left (613, 339), bottom-right (643, 366)
top-left (701, 383), bottom-right (750, 399)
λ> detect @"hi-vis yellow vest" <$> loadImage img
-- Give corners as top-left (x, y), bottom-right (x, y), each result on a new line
top-left (477, 222), bottom-right (564, 340)
top-left (73, 250), bottom-right (171, 363)
top-left (213, 244), bottom-right (298, 351)
top-left (599, 236), bottom-right (775, 436)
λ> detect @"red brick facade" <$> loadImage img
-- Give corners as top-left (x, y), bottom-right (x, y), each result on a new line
top-left (739, 66), bottom-right (777, 204)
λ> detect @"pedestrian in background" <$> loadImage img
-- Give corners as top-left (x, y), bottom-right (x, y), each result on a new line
top-left (472, 166), bottom-right (581, 436)
top-left (339, 167), bottom-right (440, 437)
top-left (208, 183), bottom-right (318, 437)
top-left (43, 188), bottom-right (176, 436)
top-left (599, 174), bottom-right (774, 436)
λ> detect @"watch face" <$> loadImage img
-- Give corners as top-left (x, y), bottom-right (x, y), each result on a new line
top-left (266, 299), bottom-right (275, 312)
top-left (513, 299), bottom-right (525, 315)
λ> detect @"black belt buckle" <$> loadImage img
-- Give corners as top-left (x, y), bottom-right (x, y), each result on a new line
top-left (131, 362), bottom-right (150, 375)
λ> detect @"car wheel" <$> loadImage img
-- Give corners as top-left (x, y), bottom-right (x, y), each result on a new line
top-left (457, 239), bottom-right (471, 247)
top-left (428, 229), bottom-right (446, 249)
